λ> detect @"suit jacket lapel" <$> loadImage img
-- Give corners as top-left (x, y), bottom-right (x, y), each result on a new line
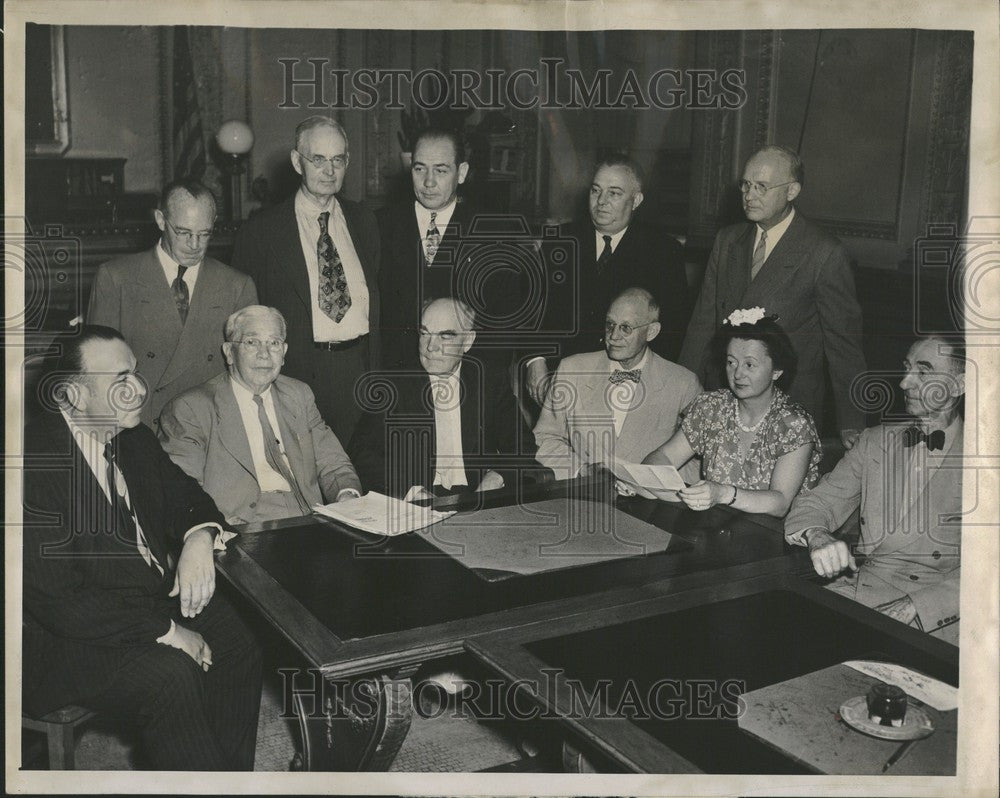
top-left (213, 377), bottom-right (257, 480)
top-left (726, 224), bottom-right (754, 306)
top-left (159, 259), bottom-right (221, 386)
top-left (743, 214), bottom-right (806, 303)
top-left (271, 383), bottom-right (309, 487)
top-left (458, 361), bottom-right (482, 458)
top-left (136, 249), bottom-right (184, 346)
top-left (277, 198), bottom-right (313, 311)
top-left (617, 355), bottom-right (663, 455)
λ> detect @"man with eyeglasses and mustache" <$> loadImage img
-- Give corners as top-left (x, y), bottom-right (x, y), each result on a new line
top-left (87, 179), bottom-right (258, 427)
top-left (534, 287), bottom-right (701, 481)
top-left (679, 146), bottom-right (867, 450)
top-left (233, 116), bottom-right (380, 443)
top-left (159, 305), bottom-right (362, 524)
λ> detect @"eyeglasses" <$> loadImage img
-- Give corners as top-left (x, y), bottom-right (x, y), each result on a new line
top-left (297, 150), bottom-right (349, 170)
top-left (164, 219), bottom-right (214, 245)
top-left (235, 337), bottom-right (285, 352)
top-left (738, 179), bottom-right (796, 196)
top-left (605, 320), bottom-right (653, 338)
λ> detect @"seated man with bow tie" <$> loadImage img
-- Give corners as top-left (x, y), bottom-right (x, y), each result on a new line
top-left (349, 297), bottom-right (534, 500)
top-left (785, 335), bottom-right (965, 644)
top-left (23, 325), bottom-right (261, 769)
top-left (158, 305), bottom-right (362, 524)
top-left (533, 287), bottom-right (702, 480)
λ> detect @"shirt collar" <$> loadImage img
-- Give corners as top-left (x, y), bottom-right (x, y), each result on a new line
top-left (415, 199), bottom-right (458, 233)
top-left (156, 239), bottom-right (201, 274)
top-left (229, 375), bottom-right (274, 404)
top-left (757, 206), bottom-right (795, 242)
top-left (295, 187), bottom-right (338, 217)
top-left (595, 226), bottom-right (628, 254)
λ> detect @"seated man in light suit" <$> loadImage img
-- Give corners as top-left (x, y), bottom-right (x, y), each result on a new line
top-left (349, 297), bottom-right (534, 500)
top-left (785, 335), bottom-right (965, 645)
top-left (158, 305), bottom-right (361, 524)
top-left (534, 287), bottom-right (702, 481)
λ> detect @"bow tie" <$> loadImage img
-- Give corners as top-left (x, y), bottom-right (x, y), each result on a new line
top-left (903, 426), bottom-right (946, 451)
top-left (609, 369), bottom-right (641, 384)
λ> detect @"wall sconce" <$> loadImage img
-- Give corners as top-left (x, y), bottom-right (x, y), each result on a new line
top-left (215, 120), bottom-right (254, 222)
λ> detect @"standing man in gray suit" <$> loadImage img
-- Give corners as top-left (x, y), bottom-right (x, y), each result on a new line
top-left (87, 179), bottom-right (258, 427)
top-left (679, 146), bottom-right (866, 448)
top-left (232, 116), bottom-right (380, 443)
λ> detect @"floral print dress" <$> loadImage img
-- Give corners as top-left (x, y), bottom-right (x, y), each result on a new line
top-left (681, 388), bottom-right (821, 492)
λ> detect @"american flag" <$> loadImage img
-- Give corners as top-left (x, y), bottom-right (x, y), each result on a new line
top-left (172, 27), bottom-right (206, 179)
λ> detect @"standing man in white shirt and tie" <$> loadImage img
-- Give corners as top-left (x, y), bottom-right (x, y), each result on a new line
top-left (534, 287), bottom-right (702, 481)
top-left (678, 146), bottom-right (867, 447)
top-left (233, 116), bottom-right (381, 442)
top-left (87, 179), bottom-right (258, 427)
top-left (349, 298), bottom-right (533, 499)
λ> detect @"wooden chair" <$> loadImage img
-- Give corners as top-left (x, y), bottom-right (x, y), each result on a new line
top-left (22, 705), bottom-right (96, 770)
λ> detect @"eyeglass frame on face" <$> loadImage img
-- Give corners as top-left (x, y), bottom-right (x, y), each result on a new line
top-left (738, 179), bottom-right (797, 197)
top-left (605, 320), bottom-right (654, 338)
top-left (297, 150), bottom-right (349, 170)
top-left (164, 218), bottom-right (215, 246)
top-left (234, 337), bottom-right (286, 352)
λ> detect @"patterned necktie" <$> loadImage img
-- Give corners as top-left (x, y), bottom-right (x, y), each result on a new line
top-left (597, 235), bottom-right (613, 272)
top-left (253, 394), bottom-right (311, 514)
top-left (103, 441), bottom-right (163, 575)
top-left (609, 369), bottom-right (641, 384)
top-left (425, 212), bottom-right (440, 264)
top-left (750, 230), bottom-right (768, 279)
top-left (172, 264), bottom-right (189, 324)
top-left (317, 211), bottom-right (351, 322)
top-left (903, 426), bottom-right (946, 451)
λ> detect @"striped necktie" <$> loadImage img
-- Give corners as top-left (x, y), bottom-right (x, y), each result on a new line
top-left (253, 394), bottom-right (311, 514)
top-left (103, 441), bottom-right (164, 574)
top-left (750, 230), bottom-right (768, 279)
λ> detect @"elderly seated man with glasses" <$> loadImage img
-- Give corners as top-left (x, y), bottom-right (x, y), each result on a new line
top-left (158, 305), bottom-right (362, 524)
top-left (534, 287), bottom-right (702, 481)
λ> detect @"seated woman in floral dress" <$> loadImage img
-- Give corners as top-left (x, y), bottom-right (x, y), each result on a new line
top-left (643, 307), bottom-right (821, 517)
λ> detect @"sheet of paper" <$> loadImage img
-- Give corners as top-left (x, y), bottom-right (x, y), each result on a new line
top-left (843, 660), bottom-right (959, 711)
top-left (312, 491), bottom-right (455, 536)
top-left (609, 458), bottom-right (687, 492)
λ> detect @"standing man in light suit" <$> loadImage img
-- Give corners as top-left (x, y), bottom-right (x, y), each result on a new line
top-left (159, 306), bottom-right (362, 525)
top-left (679, 146), bottom-right (867, 446)
top-left (232, 116), bottom-right (380, 442)
top-left (87, 179), bottom-right (257, 427)
top-left (785, 335), bottom-right (965, 645)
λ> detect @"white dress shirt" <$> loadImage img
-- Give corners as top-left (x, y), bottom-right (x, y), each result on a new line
top-left (429, 368), bottom-right (468, 490)
top-left (594, 226), bottom-right (628, 257)
top-left (752, 207), bottom-right (795, 266)
top-left (294, 189), bottom-right (370, 343)
top-left (229, 379), bottom-right (294, 493)
top-left (157, 240), bottom-right (202, 296)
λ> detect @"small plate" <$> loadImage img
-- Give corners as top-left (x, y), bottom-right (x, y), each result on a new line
top-left (839, 695), bottom-right (935, 741)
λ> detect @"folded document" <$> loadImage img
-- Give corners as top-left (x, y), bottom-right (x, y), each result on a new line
top-left (313, 492), bottom-right (455, 536)
top-left (610, 458), bottom-right (687, 498)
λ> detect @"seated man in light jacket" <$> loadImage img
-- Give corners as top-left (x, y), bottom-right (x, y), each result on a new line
top-left (784, 335), bottom-right (965, 645)
top-left (159, 305), bottom-right (361, 524)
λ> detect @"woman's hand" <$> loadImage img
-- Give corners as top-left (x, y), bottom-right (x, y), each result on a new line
top-left (678, 480), bottom-right (730, 511)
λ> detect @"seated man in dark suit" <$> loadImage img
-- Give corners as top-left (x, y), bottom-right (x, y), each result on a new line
top-left (22, 325), bottom-right (262, 770)
top-left (158, 305), bottom-right (362, 524)
top-left (350, 297), bottom-right (534, 500)
top-left (525, 154), bottom-right (691, 406)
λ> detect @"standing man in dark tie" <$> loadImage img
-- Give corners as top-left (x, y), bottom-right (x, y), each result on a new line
top-left (232, 116), bottom-right (380, 442)
top-left (87, 179), bottom-right (258, 427)
top-left (525, 155), bottom-right (691, 407)
top-left (22, 325), bottom-right (262, 769)
top-left (679, 146), bottom-right (867, 447)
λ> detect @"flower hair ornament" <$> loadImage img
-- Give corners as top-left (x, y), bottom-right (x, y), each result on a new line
top-left (724, 307), bottom-right (779, 326)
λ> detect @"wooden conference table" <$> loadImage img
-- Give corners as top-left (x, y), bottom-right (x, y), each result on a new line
top-left (216, 477), bottom-right (958, 773)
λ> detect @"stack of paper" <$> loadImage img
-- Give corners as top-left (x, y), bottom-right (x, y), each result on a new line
top-left (313, 491), bottom-right (455, 536)
top-left (609, 458), bottom-right (687, 499)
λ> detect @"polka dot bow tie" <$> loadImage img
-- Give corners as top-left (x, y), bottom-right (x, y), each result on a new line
top-left (609, 369), bottom-right (641, 384)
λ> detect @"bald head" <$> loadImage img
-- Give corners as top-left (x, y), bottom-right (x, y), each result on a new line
top-left (605, 287), bottom-right (660, 367)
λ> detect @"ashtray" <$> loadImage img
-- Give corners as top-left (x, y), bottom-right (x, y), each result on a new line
top-left (839, 695), bottom-right (935, 741)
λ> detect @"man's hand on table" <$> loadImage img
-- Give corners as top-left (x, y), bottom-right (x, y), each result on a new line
top-left (804, 528), bottom-right (857, 579)
top-left (170, 527), bottom-right (216, 618)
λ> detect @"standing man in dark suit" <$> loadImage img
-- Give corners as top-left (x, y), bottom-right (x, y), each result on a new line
top-left (678, 146), bottom-right (867, 447)
top-left (525, 155), bottom-right (691, 406)
top-left (349, 298), bottom-right (533, 500)
top-left (87, 179), bottom-right (258, 427)
top-left (22, 326), bottom-right (262, 770)
top-left (232, 116), bottom-right (380, 442)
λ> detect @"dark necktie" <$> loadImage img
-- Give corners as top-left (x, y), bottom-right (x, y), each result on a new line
top-left (597, 235), bottom-right (613, 272)
top-left (750, 230), bottom-right (768, 280)
top-left (903, 426), bottom-right (946, 452)
top-left (103, 441), bottom-right (163, 574)
top-left (253, 394), bottom-right (311, 514)
top-left (317, 211), bottom-right (351, 322)
top-left (172, 264), bottom-right (189, 324)
top-left (609, 369), bottom-right (641, 384)
top-left (425, 211), bottom-right (440, 264)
